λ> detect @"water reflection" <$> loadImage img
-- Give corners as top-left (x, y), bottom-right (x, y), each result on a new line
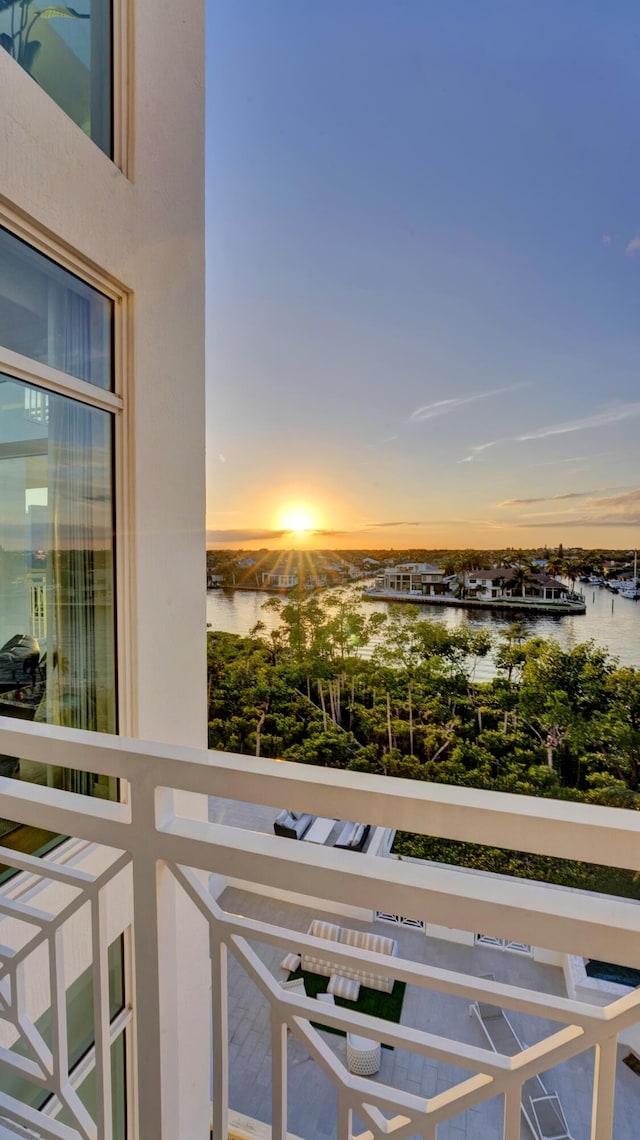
top-left (207, 581), bottom-right (640, 677)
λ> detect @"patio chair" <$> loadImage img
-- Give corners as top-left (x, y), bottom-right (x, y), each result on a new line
top-left (281, 977), bottom-right (306, 994)
top-left (529, 1093), bottom-right (575, 1139)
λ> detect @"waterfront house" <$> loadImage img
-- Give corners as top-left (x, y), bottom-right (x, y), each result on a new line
top-left (261, 570), bottom-right (299, 589)
top-left (374, 562), bottom-right (448, 596)
top-left (465, 568), bottom-right (571, 602)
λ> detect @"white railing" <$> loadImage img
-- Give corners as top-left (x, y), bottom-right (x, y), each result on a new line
top-left (0, 715), bottom-right (639, 1139)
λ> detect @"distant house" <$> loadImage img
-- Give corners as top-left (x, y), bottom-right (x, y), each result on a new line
top-left (375, 562), bottom-right (447, 597)
top-left (464, 569), bottom-right (512, 599)
top-left (464, 568), bottom-right (570, 602)
top-left (261, 571), bottom-right (298, 589)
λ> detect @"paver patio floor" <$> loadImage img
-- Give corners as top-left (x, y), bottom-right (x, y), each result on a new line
top-left (216, 886), bottom-right (639, 1139)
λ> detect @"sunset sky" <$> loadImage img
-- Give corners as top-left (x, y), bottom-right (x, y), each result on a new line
top-left (205, 1), bottom-right (640, 550)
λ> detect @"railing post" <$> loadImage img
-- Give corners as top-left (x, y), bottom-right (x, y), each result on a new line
top-left (211, 935), bottom-right (229, 1140)
top-left (131, 849), bottom-right (165, 1139)
top-left (591, 1035), bottom-right (618, 1140)
top-left (132, 779), bottom-right (211, 1139)
top-left (337, 1091), bottom-right (352, 1139)
top-left (503, 1085), bottom-right (521, 1140)
top-left (271, 1014), bottom-right (288, 1140)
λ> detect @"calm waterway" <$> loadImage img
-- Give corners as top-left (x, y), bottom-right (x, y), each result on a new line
top-left (207, 582), bottom-right (640, 679)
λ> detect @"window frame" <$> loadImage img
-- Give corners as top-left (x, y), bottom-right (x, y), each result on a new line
top-left (0, 206), bottom-right (134, 1133)
top-left (0, 0), bottom-right (131, 175)
top-left (0, 204), bottom-right (135, 735)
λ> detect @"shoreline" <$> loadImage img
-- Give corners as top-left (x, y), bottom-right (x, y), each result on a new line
top-left (363, 590), bottom-right (587, 616)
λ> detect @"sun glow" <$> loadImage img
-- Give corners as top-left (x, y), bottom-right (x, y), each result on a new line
top-left (278, 502), bottom-right (321, 535)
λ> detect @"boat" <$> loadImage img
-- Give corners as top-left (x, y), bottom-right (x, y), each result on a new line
top-left (619, 552), bottom-right (639, 599)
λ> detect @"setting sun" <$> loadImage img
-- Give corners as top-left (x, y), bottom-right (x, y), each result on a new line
top-left (278, 503), bottom-right (320, 535)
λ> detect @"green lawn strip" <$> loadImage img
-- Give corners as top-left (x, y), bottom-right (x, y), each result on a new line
top-left (287, 968), bottom-right (405, 1048)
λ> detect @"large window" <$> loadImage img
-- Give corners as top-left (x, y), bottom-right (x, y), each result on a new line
top-left (0, 227), bottom-right (117, 858)
top-left (0, 225), bottom-right (123, 1131)
top-left (0, 225), bottom-right (113, 389)
top-left (0, 0), bottom-right (112, 156)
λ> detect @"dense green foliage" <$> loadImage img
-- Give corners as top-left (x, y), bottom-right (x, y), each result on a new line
top-left (207, 590), bottom-right (640, 896)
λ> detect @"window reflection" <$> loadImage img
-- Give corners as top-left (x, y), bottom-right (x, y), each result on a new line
top-left (0, 375), bottom-right (116, 861)
top-left (0, 1), bottom-right (112, 156)
top-left (0, 225), bottom-right (113, 390)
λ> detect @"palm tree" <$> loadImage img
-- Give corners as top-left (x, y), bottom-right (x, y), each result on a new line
top-left (545, 556), bottom-right (564, 579)
top-left (504, 561), bottom-right (536, 599)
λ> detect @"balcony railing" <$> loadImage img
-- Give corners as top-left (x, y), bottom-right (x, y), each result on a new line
top-left (0, 714), bottom-right (639, 1139)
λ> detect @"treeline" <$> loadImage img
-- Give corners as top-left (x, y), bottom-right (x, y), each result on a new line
top-left (207, 590), bottom-right (640, 897)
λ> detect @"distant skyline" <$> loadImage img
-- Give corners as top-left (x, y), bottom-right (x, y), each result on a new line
top-left (205, 1), bottom-right (640, 549)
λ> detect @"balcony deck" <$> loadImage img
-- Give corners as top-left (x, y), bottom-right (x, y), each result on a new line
top-left (0, 716), bottom-right (639, 1139)
top-left (220, 886), bottom-right (640, 1140)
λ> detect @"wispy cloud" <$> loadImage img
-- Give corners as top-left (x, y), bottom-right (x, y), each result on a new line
top-left (534, 453), bottom-right (606, 467)
top-left (409, 383), bottom-right (523, 423)
top-left (367, 434), bottom-right (398, 447)
top-left (362, 520), bottom-right (425, 529)
top-left (626, 236), bottom-right (640, 255)
top-left (459, 440), bottom-right (502, 463)
top-left (207, 527), bottom-right (352, 544)
top-left (514, 488), bottom-right (640, 528)
top-left (602, 234), bottom-right (613, 247)
top-left (462, 403), bottom-right (640, 463)
top-left (499, 490), bottom-right (596, 507)
top-left (207, 528), bottom-right (289, 543)
top-left (516, 403), bottom-right (640, 442)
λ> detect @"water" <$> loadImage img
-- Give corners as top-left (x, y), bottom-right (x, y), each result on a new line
top-left (207, 582), bottom-right (640, 678)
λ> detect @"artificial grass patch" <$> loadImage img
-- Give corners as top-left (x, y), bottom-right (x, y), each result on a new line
top-left (287, 968), bottom-right (405, 1047)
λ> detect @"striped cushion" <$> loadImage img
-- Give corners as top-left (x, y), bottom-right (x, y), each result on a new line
top-left (308, 920), bottom-right (342, 942)
top-left (301, 921), bottom-right (398, 994)
top-left (337, 928), bottom-right (397, 992)
top-left (301, 955), bottom-right (333, 978)
top-left (280, 953), bottom-right (301, 973)
top-left (328, 973), bottom-right (360, 1001)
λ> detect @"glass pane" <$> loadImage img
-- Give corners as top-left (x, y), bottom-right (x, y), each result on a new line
top-left (0, 375), bottom-right (116, 866)
top-left (0, 1), bottom-right (112, 155)
top-left (0, 224), bottom-right (113, 389)
top-left (56, 1034), bottom-right (127, 1139)
top-left (0, 936), bottom-right (126, 1133)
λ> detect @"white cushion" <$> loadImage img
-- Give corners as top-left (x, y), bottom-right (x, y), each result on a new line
top-left (328, 973), bottom-right (360, 1001)
top-left (280, 952), bottom-right (301, 972)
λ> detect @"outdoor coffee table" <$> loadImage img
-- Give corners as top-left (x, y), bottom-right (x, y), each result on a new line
top-left (304, 817), bottom-right (336, 844)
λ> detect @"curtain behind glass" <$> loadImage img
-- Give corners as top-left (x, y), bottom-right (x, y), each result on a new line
top-left (43, 293), bottom-right (115, 794)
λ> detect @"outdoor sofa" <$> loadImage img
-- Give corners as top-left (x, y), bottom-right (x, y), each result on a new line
top-left (334, 821), bottom-right (370, 851)
top-left (299, 919), bottom-right (398, 1001)
top-left (273, 809), bottom-right (314, 840)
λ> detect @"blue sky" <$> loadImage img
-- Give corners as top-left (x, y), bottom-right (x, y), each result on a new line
top-left (206, 1), bottom-right (640, 549)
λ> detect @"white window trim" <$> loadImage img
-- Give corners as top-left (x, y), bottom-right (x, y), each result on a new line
top-left (0, 204), bottom-right (135, 738)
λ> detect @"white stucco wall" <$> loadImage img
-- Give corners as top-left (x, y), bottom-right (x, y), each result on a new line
top-left (0, 4), bottom-right (208, 1132)
top-left (0, 0), bottom-right (206, 748)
